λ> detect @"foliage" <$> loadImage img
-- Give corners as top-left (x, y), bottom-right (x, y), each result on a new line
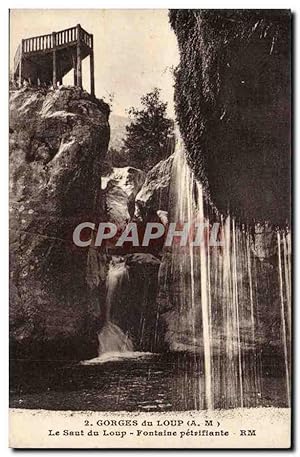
top-left (105, 147), bottom-right (130, 169)
top-left (122, 88), bottom-right (174, 172)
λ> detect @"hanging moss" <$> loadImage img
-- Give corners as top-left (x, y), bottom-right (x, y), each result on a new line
top-left (170, 9), bottom-right (291, 225)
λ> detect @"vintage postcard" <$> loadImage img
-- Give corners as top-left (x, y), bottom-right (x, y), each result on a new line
top-left (9, 9), bottom-right (291, 448)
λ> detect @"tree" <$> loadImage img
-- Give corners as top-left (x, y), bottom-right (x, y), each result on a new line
top-left (122, 88), bottom-right (174, 171)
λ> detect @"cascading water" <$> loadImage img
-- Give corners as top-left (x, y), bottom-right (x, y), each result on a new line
top-left (82, 258), bottom-right (135, 365)
top-left (158, 137), bottom-right (291, 410)
top-left (98, 258), bottom-right (133, 354)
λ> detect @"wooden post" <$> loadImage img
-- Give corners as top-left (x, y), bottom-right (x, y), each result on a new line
top-left (76, 24), bottom-right (82, 88)
top-left (18, 40), bottom-right (23, 88)
top-left (52, 32), bottom-right (57, 87)
top-left (72, 52), bottom-right (77, 86)
top-left (90, 34), bottom-right (95, 97)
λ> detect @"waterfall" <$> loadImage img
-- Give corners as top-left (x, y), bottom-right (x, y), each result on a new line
top-left (277, 232), bottom-right (291, 407)
top-left (159, 138), bottom-right (291, 409)
top-left (98, 258), bottom-right (133, 354)
top-left (82, 256), bottom-right (157, 365)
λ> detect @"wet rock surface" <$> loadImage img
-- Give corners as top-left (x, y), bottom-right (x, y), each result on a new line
top-left (109, 253), bottom-right (165, 351)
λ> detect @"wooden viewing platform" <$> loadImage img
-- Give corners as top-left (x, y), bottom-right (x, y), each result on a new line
top-left (13, 24), bottom-right (95, 96)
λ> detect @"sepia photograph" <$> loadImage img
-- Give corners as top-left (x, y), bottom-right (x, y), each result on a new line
top-left (8, 7), bottom-right (291, 449)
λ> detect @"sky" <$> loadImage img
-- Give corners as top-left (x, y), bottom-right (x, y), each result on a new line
top-left (10, 9), bottom-right (180, 117)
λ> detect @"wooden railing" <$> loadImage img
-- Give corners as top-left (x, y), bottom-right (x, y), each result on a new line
top-left (55, 26), bottom-right (77, 48)
top-left (14, 25), bottom-right (92, 72)
top-left (79, 27), bottom-right (93, 48)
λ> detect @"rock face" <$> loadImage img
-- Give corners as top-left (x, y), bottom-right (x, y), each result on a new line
top-left (109, 253), bottom-right (164, 351)
top-left (251, 223), bottom-right (277, 260)
top-left (102, 166), bottom-right (146, 227)
top-left (9, 86), bottom-right (110, 360)
top-left (135, 155), bottom-right (173, 223)
top-left (157, 240), bottom-right (287, 353)
top-left (169, 10), bottom-right (291, 225)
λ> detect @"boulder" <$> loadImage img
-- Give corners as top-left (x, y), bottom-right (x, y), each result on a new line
top-left (102, 166), bottom-right (146, 227)
top-left (135, 155), bottom-right (173, 223)
top-left (9, 86), bottom-right (110, 360)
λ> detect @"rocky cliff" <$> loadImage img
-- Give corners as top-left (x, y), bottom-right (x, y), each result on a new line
top-left (109, 253), bottom-right (164, 352)
top-left (135, 155), bottom-right (173, 224)
top-left (169, 9), bottom-right (291, 225)
top-left (10, 86), bottom-right (110, 360)
top-left (102, 166), bottom-right (146, 228)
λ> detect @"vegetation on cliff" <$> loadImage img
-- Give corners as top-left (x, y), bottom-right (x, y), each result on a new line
top-left (169, 9), bottom-right (291, 224)
top-left (122, 88), bottom-right (174, 172)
